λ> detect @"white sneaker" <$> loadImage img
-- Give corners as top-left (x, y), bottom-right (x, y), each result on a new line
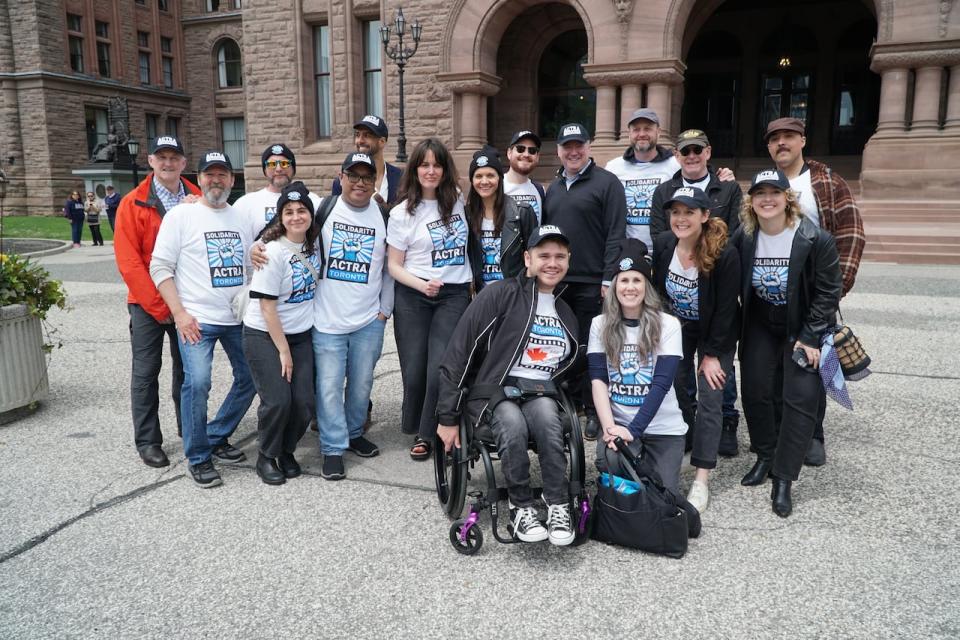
top-left (546, 503), bottom-right (575, 546)
top-left (510, 503), bottom-right (548, 542)
top-left (687, 480), bottom-right (709, 514)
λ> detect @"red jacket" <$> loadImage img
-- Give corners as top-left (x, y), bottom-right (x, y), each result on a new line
top-left (113, 174), bottom-right (201, 322)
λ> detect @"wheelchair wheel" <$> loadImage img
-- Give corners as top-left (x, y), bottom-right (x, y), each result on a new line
top-left (433, 419), bottom-right (469, 517)
top-left (449, 518), bottom-right (483, 555)
top-left (562, 394), bottom-right (586, 486)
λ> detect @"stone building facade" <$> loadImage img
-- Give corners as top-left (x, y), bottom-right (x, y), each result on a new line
top-left (0, 0), bottom-right (958, 217)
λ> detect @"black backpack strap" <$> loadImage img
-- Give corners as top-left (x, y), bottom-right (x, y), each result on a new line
top-left (313, 195), bottom-right (339, 279)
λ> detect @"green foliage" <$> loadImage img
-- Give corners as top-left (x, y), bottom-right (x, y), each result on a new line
top-left (0, 215), bottom-right (115, 241)
top-left (0, 252), bottom-right (67, 320)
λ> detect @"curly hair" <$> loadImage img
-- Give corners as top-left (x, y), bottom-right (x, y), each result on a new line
top-left (260, 202), bottom-right (320, 256)
top-left (691, 217), bottom-right (728, 276)
top-left (740, 188), bottom-right (802, 234)
top-left (397, 138), bottom-right (461, 225)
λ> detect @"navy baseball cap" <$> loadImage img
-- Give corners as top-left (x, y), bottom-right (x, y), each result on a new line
top-left (749, 169), bottom-right (791, 194)
top-left (149, 135), bottom-right (185, 156)
top-left (664, 186), bottom-right (712, 210)
top-left (354, 115), bottom-right (389, 138)
top-left (556, 123), bottom-right (590, 145)
top-left (341, 152), bottom-right (375, 172)
top-left (509, 130), bottom-right (542, 148)
top-left (198, 150), bottom-right (233, 173)
top-left (527, 224), bottom-right (570, 250)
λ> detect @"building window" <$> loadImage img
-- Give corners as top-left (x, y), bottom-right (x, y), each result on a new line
top-left (363, 20), bottom-right (383, 118)
top-left (85, 107), bottom-right (108, 158)
top-left (146, 114), bottom-right (159, 140)
top-left (138, 31), bottom-right (149, 48)
top-left (221, 118), bottom-right (246, 167)
top-left (135, 0), bottom-right (146, 5)
top-left (233, 0), bottom-right (241, 8)
top-left (162, 57), bottom-right (174, 89)
top-left (95, 21), bottom-right (108, 38)
top-left (216, 39), bottom-right (242, 88)
top-left (139, 52), bottom-right (151, 84)
top-left (158, 0), bottom-right (170, 11)
top-left (95, 21), bottom-right (110, 78)
top-left (206, 0), bottom-right (220, 12)
top-left (161, 37), bottom-right (172, 53)
top-left (166, 117), bottom-right (180, 138)
top-left (314, 25), bottom-right (331, 138)
top-left (67, 14), bottom-right (83, 73)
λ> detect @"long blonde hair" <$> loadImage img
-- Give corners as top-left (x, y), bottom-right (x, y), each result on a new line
top-left (689, 216), bottom-right (728, 276)
top-left (739, 188), bottom-right (802, 234)
top-left (600, 272), bottom-right (663, 366)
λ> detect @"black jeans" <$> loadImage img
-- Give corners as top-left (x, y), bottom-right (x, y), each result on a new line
top-left (740, 306), bottom-right (821, 481)
top-left (242, 327), bottom-right (314, 458)
top-left (557, 281), bottom-right (601, 414)
top-left (89, 224), bottom-right (104, 246)
top-left (128, 303), bottom-right (183, 450)
top-left (393, 282), bottom-right (471, 440)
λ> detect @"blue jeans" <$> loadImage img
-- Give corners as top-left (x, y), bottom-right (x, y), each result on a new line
top-left (177, 323), bottom-right (255, 465)
top-left (313, 317), bottom-right (386, 456)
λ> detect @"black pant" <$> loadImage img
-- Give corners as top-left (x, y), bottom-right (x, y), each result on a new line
top-left (107, 211), bottom-right (116, 231)
top-left (89, 224), bottom-right (104, 246)
top-left (557, 281), bottom-right (602, 414)
top-left (128, 303), bottom-right (183, 450)
top-left (242, 327), bottom-right (314, 458)
top-left (740, 307), bottom-right (821, 481)
top-left (393, 282), bottom-right (471, 440)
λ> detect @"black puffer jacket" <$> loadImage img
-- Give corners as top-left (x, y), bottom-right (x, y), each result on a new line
top-left (732, 215), bottom-right (841, 349)
top-left (437, 273), bottom-right (580, 425)
top-left (467, 196), bottom-right (538, 291)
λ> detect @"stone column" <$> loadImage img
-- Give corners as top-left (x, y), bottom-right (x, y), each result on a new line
top-left (875, 68), bottom-right (910, 135)
top-left (435, 71), bottom-right (503, 149)
top-left (946, 65), bottom-right (960, 131)
top-left (620, 84), bottom-right (641, 138)
top-left (460, 93), bottom-right (483, 146)
top-left (647, 82), bottom-right (672, 141)
top-left (595, 85), bottom-right (617, 143)
top-left (911, 66), bottom-right (944, 132)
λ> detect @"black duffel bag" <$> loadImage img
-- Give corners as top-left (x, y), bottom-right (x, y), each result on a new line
top-left (591, 438), bottom-right (700, 558)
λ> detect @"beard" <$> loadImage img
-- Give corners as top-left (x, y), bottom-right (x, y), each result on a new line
top-left (270, 173), bottom-right (292, 190)
top-left (509, 160), bottom-right (534, 177)
top-left (203, 185), bottom-right (230, 206)
top-left (632, 139), bottom-right (656, 155)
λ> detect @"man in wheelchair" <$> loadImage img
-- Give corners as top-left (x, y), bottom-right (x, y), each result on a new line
top-left (437, 226), bottom-right (581, 545)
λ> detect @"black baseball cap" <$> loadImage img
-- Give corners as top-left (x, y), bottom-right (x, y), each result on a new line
top-left (664, 186), bottom-right (712, 210)
top-left (509, 130), bottom-right (542, 148)
top-left (354, 115), bottom-right (389, 138)
top-left (198, 150), bottom-right (233, 173)
top-left (149, 135), bottom-right (185, 156)
top-left (556, 123), bottom-right (590, 145)
top-left (341, 152), bottom-right (375, 172)
top-left (748, 169), bottom-right (791, 194)
top-left (527, 224), bottom-right (570, 250)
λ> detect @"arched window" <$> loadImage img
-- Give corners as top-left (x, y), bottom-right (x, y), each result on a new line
top-left (217, 39), bottom-right (242, 88)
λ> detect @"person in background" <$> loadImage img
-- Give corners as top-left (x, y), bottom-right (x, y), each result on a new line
top-left (65, 190), bottom-right (85, 248)
top-left (104, 185), bottom-right (121, 232)
top-left (85, 191), bottom-right (105, 246)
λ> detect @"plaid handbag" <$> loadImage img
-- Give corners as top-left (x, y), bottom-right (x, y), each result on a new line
top-left (833, 312), bottom-right (871, 381)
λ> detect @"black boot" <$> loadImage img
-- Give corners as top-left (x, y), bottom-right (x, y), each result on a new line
top-left (583, 413), bottom-right (600, 441)
top-left (256, 454), bottom-right (286, 485)
top-left (771, 477), bottom-right (793, 517)
top-left (718, 415), bottom-right (739, 457)
top-left (740, 457), bottom-right (772, 486)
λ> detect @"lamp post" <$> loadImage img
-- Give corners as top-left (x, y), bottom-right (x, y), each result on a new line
top-left (380, 8), bottom-right (422, 163)
top-left (126, 138), bottom-right (140, 188)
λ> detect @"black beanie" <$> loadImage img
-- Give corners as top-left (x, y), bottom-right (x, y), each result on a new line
top-left (261, 143), bottom-right (296, 175)
top-left (469, 145), bottom-right (504, 181)
top-left (276, 181), bottom-right (315, 218)
top-left (614, 238), bottom-right (652, 282)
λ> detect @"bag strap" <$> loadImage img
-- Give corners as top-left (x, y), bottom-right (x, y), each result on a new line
top-left (291, 250), bottom-right (321, 283)
top-left (612, 437), bottom-right (668, 491)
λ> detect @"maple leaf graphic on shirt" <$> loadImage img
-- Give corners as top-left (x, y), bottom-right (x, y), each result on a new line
top-left (527, 347), bottom-right (548, 362)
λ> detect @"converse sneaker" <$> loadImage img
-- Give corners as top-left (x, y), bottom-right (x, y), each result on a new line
top-left (211, 442), bottom-right (246, 464)
top-left (510, 503), bottom-right (548, 542)
top-left (546, 503), bottom-right (575, 546)
top-left (687, 480), bottom-right (709, 514)
top-left (188, 460), bottom-right (222, 488)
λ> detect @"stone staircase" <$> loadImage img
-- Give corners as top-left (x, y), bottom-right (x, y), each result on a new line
top-left (861, 200), bottom-right (960, 265)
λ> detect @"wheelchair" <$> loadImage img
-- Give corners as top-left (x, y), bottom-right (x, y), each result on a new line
top-left (433, 382), bottom-right (591, 554)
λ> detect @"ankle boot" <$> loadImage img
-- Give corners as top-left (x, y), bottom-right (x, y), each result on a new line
top-left (771, 477), bottom-right (793, 517)
top-left (740, 456), bottom-right (772, 486)
top-left (718, 415), bottom-right (739, 457)
top-left (256, 454), bottom-right (286, 485)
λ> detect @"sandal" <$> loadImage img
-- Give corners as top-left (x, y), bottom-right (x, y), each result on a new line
top-left (409, 438), bottom-right (431, 460)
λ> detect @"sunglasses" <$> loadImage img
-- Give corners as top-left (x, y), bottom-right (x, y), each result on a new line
top-left (679, 146), bottom-right (705, 156)
top-left (266, 159), bottom-right (292, 169)
top-left (344, 171), bottom-right (375, 186)
top-left (513, 144), bottom-right (539, 155)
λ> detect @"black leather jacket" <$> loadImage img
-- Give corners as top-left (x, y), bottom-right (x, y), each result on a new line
top-left (650, 167), bottom-right (743, 239)
top-left (468, 196), bottom-right (538, 291)
top-left (732, 216), bottom-right (842, 348)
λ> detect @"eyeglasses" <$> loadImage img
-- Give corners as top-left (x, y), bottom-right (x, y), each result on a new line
top-left (344, 171), bottom-right (376, 186)
top-left (679, 146), bottom-right (705, 156)
top-left (266, 160), bottom-right (292, 169)
top-left (513, 144), bottom-right (539, 155)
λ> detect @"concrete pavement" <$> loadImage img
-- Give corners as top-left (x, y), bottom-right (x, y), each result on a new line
top-left (1, 244), bottom-right (958, 638)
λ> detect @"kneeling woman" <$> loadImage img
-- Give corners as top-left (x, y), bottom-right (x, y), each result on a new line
top-left (588, 239), bottom-right (687, 491)
top-left (242, 182), bottom-right (321, 485)
top-left (653, 186), bottom-right (740, 514)
top-left (734, 170), bottom-right (841, 517)
top-left (464, 146), bottom-right (538, 290)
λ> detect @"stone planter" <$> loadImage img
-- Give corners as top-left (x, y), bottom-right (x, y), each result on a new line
top-left (0, 304), bottom-right (49, 413)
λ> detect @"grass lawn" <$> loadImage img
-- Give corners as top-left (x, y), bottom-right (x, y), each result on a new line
top-left (0, 215), bottom-right (114, 242)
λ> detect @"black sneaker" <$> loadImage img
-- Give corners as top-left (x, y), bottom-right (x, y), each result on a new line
top-left (348, 436), bottom-right (380, 458)
top-left (212, 442), bottom-right (247, 464)
top-left (189, 460), bottom-right (223, 488)
top-left (583, 415), bottom-right (600, 441)
top-left (321, 455), bottom-right (346, 480)
top-left (509, 503), bottom-right (548, 542)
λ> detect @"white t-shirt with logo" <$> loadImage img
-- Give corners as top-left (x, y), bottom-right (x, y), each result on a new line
top-left (314, 197), bottom-right (391, 334)
top-left (387, 199), bottom-right (473, 284)
top-left (234, 187), bottom-right (323, 241)
top-left (479, 217), bottom-right (503, 284)
top-left (605, 155), bottom-right (681, 248)
top-left (752, 225), bottom-right (797, 306)
top-left (682, 174), bottom-right (711, 191)
top-left (666, 249), bottom-right (700, 321)
top-left (503, 179), bottom-right (542, 224)
top-left (508, 293), bottom-right (571, 381)
top-left (587, 313), bottom-right (685, 436)
top-left (789, 170), bottom-right (820, 228)
top-left (244, 237), bottom-right (320, 334)
top-left (152, 201), bottom-right (253, 326)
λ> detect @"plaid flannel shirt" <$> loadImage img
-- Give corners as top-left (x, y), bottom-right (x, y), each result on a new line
top-left (807, 159), bottom-right (865, 296)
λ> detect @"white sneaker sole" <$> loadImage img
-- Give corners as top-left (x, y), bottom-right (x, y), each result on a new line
top-left (549, 531), bottom-right (575, 546)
